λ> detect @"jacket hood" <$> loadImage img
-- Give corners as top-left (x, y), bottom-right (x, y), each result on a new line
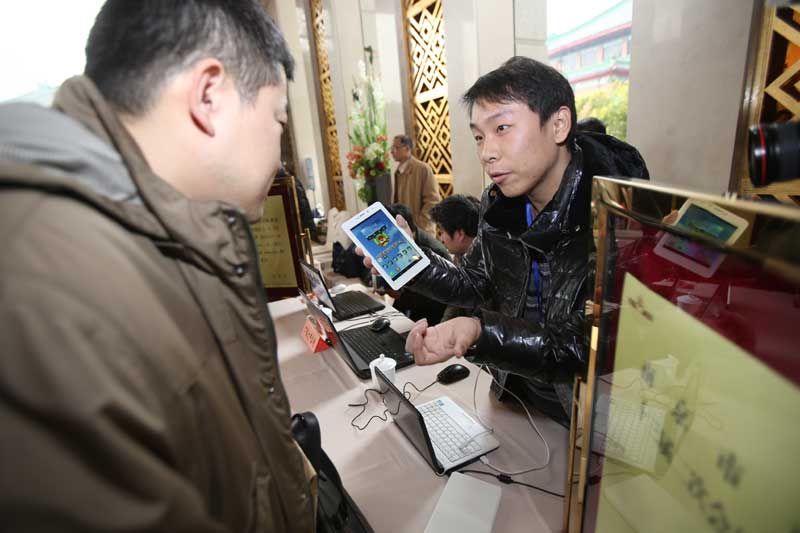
top-left (482, 131), bottom-right (649, 254)
top-left (0, 76), bottom-right (252, 278)
top-left (0, 102), bottom-right (141, 204)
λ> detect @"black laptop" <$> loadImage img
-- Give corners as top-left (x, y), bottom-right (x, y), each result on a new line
top-left (299, 261), bottom-right (385, 320)
top-left (298, 290), bottom-right (414, 379)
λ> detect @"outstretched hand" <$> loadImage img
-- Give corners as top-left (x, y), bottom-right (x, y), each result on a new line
top-left (355, 214), bottom-right (414, 273)
top-left (404, 317), bottom-right (481, 366)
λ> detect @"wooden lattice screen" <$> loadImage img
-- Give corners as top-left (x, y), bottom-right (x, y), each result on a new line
top-left (401, 0), bottom-right (454, 199)
top-left (308, 0), bottom-right (346, 210)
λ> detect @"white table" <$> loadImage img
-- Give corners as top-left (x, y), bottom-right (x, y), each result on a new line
top-left (270, 295), bottom-right (569, 532)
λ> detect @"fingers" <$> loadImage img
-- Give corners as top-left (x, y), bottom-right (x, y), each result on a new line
top-left (353, 246), bottom-right (375, 271)
top-left (395, 214), bottom-right (413, 240)
top-left (404, 319), bottom-right (428, 359)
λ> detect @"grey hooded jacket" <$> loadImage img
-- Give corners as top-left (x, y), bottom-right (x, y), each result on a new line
top-left (0, 77), bottom-right (316, 532)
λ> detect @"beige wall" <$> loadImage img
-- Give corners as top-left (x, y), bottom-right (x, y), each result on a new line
top-left (514, 0), bottom-right (549, 63)
top-left (269, 1), bottom-right (327, 211)
top-left (627, 0), bottom-right (755, 194)
top-left (441, 0), bottom-right (517, 198)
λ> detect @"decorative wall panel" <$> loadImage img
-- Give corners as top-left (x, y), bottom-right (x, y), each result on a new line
top-left (402, 0), bottom-right (453, 197)
top-left (737, 6), bottom-right (800, 206)
top-left (309, 0), bottom-right (346, 210)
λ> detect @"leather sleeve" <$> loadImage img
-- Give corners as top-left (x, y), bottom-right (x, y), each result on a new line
top-left (466, 306), bottom-right (589, 383)
top-left (409, 229), bottom-right (490, 309)
top-left (465, 254), bottom-right (594, 383)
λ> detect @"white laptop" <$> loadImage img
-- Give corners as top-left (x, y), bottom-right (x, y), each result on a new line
top-left (375, 368), bottom-right (499, 474)
top-left (592, 393), bottom-right (666, 472)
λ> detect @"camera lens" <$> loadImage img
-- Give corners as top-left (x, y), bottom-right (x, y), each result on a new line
top-left (748, 121), bottom-right (800, 187)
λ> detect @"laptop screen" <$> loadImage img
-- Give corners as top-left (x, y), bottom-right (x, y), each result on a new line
top-left (299, 261), bottom-right (336, 310)
top-left (376, 368), bottom-right (440, 472)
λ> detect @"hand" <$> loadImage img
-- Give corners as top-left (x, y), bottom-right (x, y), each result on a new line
top-left (405, 317), bottom-right (481, 366)
top-left (354, 214), bottom-right (414, 273)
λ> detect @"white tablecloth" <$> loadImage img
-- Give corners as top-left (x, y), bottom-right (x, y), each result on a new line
top-left (270, 295), bottom-right (568, 532)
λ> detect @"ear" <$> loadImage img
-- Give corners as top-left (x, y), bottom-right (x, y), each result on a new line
top-left (551, 106), bottom-right (572, 144)
top-left (187, 59), bottom-right (228, 137)
top-left (453, 228), bottom-right (466, 244)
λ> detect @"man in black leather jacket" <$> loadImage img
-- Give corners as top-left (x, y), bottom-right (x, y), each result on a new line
top-left (391, 57), bottom-right (649, 424)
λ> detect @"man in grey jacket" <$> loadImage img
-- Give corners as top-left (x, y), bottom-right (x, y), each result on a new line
top-left (0, 1), bottom-right (316, 531)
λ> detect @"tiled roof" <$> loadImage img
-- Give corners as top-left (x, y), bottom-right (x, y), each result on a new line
top-left (547, 0), bottom-right (632, 54)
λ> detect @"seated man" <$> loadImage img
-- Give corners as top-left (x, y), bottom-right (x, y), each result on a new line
top-left (362, 57), bottom-right (648, 426)
top-left (429, 194), bottom-right (482, 322)
top-left (386, 203), bottom-right (451, 324)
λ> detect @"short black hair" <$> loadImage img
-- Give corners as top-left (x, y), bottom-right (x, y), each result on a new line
top-left (430, 194), bottom-right (480, 237)
top-left (393, 134), bottom-right (413, 151)
top-left (462, 56), bottom-right (576, 143)
top-left (388, 203), bottom-right (417, 235)
top-left (576, 117), bottom-right (607, 135)
top-left (431, 194), bottom-right (481, 237)
top-left (85, 0), bottom-right (295, 115)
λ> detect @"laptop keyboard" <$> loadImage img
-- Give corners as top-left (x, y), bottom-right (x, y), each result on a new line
top-left (593, 395), bottom-right (665, 471)
top-left (339, 326), bottom-right (410, 363)
top-left (419, 401), bottom-right (482, 463)
top-left (333, 291), bottom-right (384, 319)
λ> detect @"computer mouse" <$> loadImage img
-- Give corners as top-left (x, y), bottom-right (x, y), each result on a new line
top-left (369, 317), bottom-right (391, 332)
top-left (437, 363), bottom-right (470, 384)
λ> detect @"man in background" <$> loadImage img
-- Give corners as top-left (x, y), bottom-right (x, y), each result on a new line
top-left (429, 194), bottom-right (481, 322)
top-left (0, 1), bottom-right (316, 531)
top-left (390, 134), bottom-right (441, 235)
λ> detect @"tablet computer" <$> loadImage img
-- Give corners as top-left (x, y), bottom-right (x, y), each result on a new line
top-left (654, 199), bottom-right (748, 278)
top-left (342, 202), bottom-right (431, 290)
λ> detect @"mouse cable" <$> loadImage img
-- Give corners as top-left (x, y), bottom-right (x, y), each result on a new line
top-left (458, 469), bottom-right (565, 498)
top-left (474, 365), bottom-right (552, 476)
top-left (348, 387), bottom-right (388, 430)
top-left (347, 378), bottom-right (433, 430)
top-left (402, 378), bottom-right (438, 396)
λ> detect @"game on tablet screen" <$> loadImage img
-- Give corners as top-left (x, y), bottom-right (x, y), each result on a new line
top-left (351, 209), bottom-right (423, 281)
top-left (661, 204), bottom-right (738, 267)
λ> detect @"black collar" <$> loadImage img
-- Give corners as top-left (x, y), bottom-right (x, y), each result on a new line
top-left (483, 143), bottom-right (590, 253)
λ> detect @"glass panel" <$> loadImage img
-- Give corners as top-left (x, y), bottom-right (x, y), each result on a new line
top-left (582, 177), bottom-right (800, 532)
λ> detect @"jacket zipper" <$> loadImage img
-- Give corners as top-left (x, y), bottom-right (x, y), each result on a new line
top-left (239, 212), bottom-right (314, 511)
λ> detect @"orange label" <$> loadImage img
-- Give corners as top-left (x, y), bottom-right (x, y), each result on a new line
top-left (301, 317), bottom-right (329, 353)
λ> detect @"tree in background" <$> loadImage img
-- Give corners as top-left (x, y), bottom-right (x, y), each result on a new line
top-left (575, 81), bottom-right (629, 140)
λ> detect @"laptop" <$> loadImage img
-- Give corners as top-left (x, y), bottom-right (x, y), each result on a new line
top-left (299, 290), bottom-right (414, 380)
top-left (299, 260), bottom-right (385, 320)
top-left (591, 393), bottom-right (666, 472)
top-left (375, 368), bottom-right (499, 474)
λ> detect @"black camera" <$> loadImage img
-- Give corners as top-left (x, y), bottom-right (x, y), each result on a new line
top-left (748, 121), bottom-right (800, 187)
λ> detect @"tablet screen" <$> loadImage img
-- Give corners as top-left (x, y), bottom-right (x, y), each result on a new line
top-left (661, 204), bottom-right (738, 267)
top-left (350, 208), bottom-right (425, 281)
